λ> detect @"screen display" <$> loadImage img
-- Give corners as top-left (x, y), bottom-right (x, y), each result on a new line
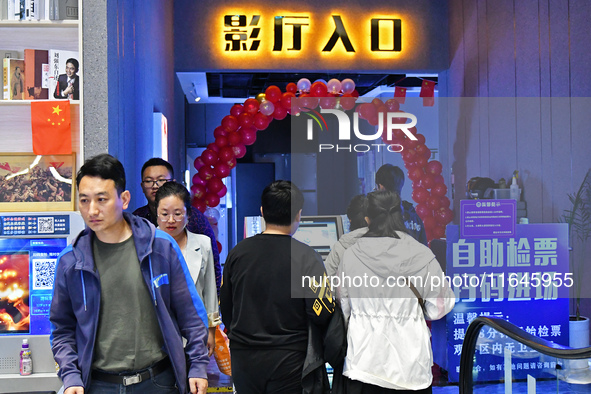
top-left (0, 238), bottom-right (66, 335)
top-left (293, 217), bottom-right (342, 256)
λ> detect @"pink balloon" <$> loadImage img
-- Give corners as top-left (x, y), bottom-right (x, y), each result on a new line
top-left (259, 101), bottom-right (275, 116)
top-left (192, 173), bottom-right (206, 186)
top-left (217, 184), bottom-right (228, 198)
top-left (193, 157), bottom-right (205, 171)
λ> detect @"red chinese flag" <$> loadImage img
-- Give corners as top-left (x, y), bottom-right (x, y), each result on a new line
top-left (394, 86), bottom-right (407, 104)
top-left (420, 79), bottom-right (436, 98)
top-left (423, 97), bottom-right (435, 107)
top-left (31, 101), bottom-right (72, 155)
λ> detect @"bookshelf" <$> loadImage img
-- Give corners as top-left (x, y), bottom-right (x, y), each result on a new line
top-left (0, 16), bottom-right (82, 163)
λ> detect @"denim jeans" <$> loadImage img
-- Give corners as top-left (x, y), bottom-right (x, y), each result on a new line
top-left (87, 365), bottom-right (178, 394)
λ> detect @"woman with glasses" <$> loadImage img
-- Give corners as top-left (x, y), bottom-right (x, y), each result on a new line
top-left (155, 181), bottom-right (220, 356)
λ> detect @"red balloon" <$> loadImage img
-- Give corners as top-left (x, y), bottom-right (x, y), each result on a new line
top-left (372, 98), bottom-right (384, 107)
top-left (225, 157), bottom-right (237, 169)
top-left (212, 135), bottom-right (228, 149)
top-left (191, 197), bottom-right (207, 213)
top-left (401, 148), bottom-right (418, 163)
top-left (217, 185), bottom-right (227, 198)
top-left (434, 207), bottom-right (454, 225)
top-left (207, 142), bottom-right (220, 153)
top-left (385, 98), bottom-right (400, 112)
top-left (415, 134), bottom-right (426, 145)
top-left (253, 112), bottom-right (270, 130)
top-left (207, 177), bottom-right (224, 194)
top-left (423, 215), bottom-right (436, 230)
top-left (426, 195), bottom-right (442, 210)
top-left (412, 187), bottom-right (429, 204)
top-left (193, 157), bottom-right (205, 171)
top-left (201, 149), bottom-right (218, 166)
top-left (198, 166), bottom-right (215, 182)
top-left (227, 131), bottom-right (243, 146)
top-left (408, 126), bottom-right (418, 136)
top-left (286, 82), bottom-right (298, 93)
top-left (240, 126), bottom-right (257, 145)
top-left (238, 112), bottom-right (254, 128)
top-left (425, 160), bottom-right (443, 176)
top-left (340, 94), bottom-right (356, 111)
top-left (359, 103), bottom-right (377, 121)
top-left (216, 241), bottom-right (223, 253)
top-left (420, 173), bottom-right (436, 189)
top-left (434, 174), bottom-right (445, 184)
top-left (415, 203), bottom-right (431, 219)
top-left (351, 89), bottom-right (359, 97)
top-left (230, 104), bottom-right (244, 117)
top-left (310, 81), bottom-right (328, 97)
top-left (214, 162), bottom-right (231, 178)
top-left (218, 146), bottom-right (235, 162)
top-left (205, 192), bottom-right (220, 208)
top-left (415, 144), bottom-right (431, 159)
top-left (280, 92), bottom-right (295, 110)
top-left (432, 225), bottom-right (446, 239)
top-left (319, 97), bottom-right (337, 109)
top-left (244, 98), bottom-right (260, 114)
top-left (232, 144), bottom-right (247, 159)
top-left (272, 104), bottom-right (288, 120)
top-left (299, 95), bottom-right (319, 111)
top-left (222, 115), bottom-right (239, 132)
top-left (265, 85), bottom-right (282, 103)
top-left (192, 173), bottom-right (206, 186)
top-left (191, 184), bottom-right (207, 200)
top-left (432, 183), bottom-right (448, 197)
top-left (366, 112), bottom-right (379, 126)
top-left (406, 138), bottom-right (420, 149)
top-left (213, 126), bottom-right (228, 139)
top-left (408, 167), bottom-right (425, 183)
top-left (414, 157), bottom-right (429, 169)
top-left (439, 196), bottom-right (451, 208)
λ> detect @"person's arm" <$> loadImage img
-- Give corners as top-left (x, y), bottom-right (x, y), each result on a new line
top-left (187, 208), bottom-right (221, 295)
top-left (166, 241), bottom-right (210, 380)
top-left (413, 249), bottom-right (455, 320)
top-left (219, 253), bottom-right (233, 332)
top-left (201, 239), bottom-right (220, 356)
top-left (49, 253), bottom-right (85, 390)
top-left (303, 250), bottom-right (335, 327)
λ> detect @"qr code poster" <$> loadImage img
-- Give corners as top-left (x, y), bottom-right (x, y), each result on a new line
top-left (33, 259), bottom-right (57, 290)
top-left (38, 217), bottom-right (55, 234)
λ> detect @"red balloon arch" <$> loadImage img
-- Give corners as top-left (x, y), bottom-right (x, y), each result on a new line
top-left (191, 78), bottom-right (453, 243)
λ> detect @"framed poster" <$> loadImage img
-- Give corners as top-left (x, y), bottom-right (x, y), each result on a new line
top-left (0, 153), bottom-right (75, 212)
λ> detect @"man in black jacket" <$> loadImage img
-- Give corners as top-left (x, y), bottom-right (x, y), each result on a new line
top-left (220, 180), bottom-right (334, 393)
top-left (53, 58), bottom-right (79, 100)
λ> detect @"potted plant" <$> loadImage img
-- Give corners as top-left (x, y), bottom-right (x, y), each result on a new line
top-left (562, 169), bottom-right (591, 377)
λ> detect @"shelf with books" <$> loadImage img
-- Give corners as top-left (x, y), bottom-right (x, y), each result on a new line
top-left (0, 20), bottom-right (78, 26)
top-left (0, 100), bottom-right (79, 105)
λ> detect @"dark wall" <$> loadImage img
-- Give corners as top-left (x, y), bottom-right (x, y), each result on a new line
top-left (108, 0), bottom-right (178, 211)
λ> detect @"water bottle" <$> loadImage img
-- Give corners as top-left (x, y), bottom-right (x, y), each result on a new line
top-left (19, 338), bottom-right (32, 376)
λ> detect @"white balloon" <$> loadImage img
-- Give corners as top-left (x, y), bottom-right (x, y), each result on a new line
top-left (297, 78), bottom-right (311, 93)
top-left (259, 100), bottom-right (275, 116)
top-left (327, 79), bottom-right (342, 94)
top-left (341, 78), bottom-right (356, 94)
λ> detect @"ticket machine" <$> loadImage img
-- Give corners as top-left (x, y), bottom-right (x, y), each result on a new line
top-left (0, 212), bottom-right (85, 392)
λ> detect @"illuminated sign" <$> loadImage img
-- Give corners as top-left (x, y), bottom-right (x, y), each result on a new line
top-left (221, 12), bottom-right (403, 57)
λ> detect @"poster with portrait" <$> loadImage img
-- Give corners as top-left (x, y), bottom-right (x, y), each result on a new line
top-left (0, 153), bottom-right (75, 211)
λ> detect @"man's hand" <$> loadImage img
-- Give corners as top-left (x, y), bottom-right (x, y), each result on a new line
top-left (189, 377), bottom-right (208, 394)
top-left (207, 327), bottom-right (216, 357)
top-left (64, 386), bottom-right (84, 394)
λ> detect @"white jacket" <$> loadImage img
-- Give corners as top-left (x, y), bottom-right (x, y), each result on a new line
top-left (337, 232), bottom-right (455, 390)
top-left (324, 227), bottom-right (368, 277)
top-left (183, 230), bottom-right (221, 328)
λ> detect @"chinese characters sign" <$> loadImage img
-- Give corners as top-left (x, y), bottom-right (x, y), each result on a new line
top-left (461, 199), bottom-right (516, 238)
top-left (445, 224), bottom-right (569, 382)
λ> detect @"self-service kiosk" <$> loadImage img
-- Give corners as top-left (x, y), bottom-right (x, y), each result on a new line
top-left (0, 212), bottom-right (85, 392)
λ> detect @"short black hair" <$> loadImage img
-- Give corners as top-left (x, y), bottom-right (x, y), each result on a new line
top-left (364, 190), bottom-right (407, 238)
top-left (261, 180), bottom-right (304, 226)
top-left (375, 164), bottom-right (405, 194)
top-left (141, 157), bottom-right (174, 179)
top-left (155, 181), bottom-right (191, 213)
top-left (76, 154), bottom-right (126, 194)
top-left (66, 58), bottom-right (79, 73)
top-left (346, 194), bottom-right (368, 231)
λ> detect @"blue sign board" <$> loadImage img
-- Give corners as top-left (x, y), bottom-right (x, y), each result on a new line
top-left (0, 214), bottom-right (70, 236)
top-left (446, 224), bottom-right (570, 382)
top-left (460, 199), bottom-right (516, 238)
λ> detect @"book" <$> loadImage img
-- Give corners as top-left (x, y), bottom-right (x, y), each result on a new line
top-left (7, 0), bottom-right (15, 20)
top-left (3, 58), bottom-right (25, 100)
top-left (48, 49), bottom-right (79, 100)
top-left (26, 0), bottom-right (39, 20)
top-left (1, 0), bottom-right (7, 20)
top-left (0, 50), bottom-right (21, 89)
top-left (55, 0), bottom-right (76, 20)
top-left (24, 49), bottom-right (48, 99)
top-left (17, 0), bottom-right (25, 20)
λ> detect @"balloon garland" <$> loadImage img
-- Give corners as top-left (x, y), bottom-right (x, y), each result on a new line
top-left (191, 78), bottom-right (453, 242)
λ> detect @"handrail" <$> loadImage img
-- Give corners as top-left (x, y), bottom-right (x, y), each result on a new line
top-left (459, 316), bottom-right (591, 393)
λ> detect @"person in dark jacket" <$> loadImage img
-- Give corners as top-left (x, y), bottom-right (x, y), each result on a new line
top-left (133, 157), bottom-right (222, 296)
top-left (376, 164), bottom-right (428, 245)
top-left (50, 154), bottom-right (209, 394)
top-left (220, 180), bottom-right (335, 394)
top-left (53, 58), bottom-right (79, 100)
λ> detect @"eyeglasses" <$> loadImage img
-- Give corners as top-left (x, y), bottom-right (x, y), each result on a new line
top-left (157, 212), bottom-right (186, 222)
top-left (142, 179), bottom-right (171, 187)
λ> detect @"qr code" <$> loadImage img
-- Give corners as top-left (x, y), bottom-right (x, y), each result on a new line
top-left (38, 217), bottom-right (54, 234)
top-left (33, 259), bottom-right (57, 290)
